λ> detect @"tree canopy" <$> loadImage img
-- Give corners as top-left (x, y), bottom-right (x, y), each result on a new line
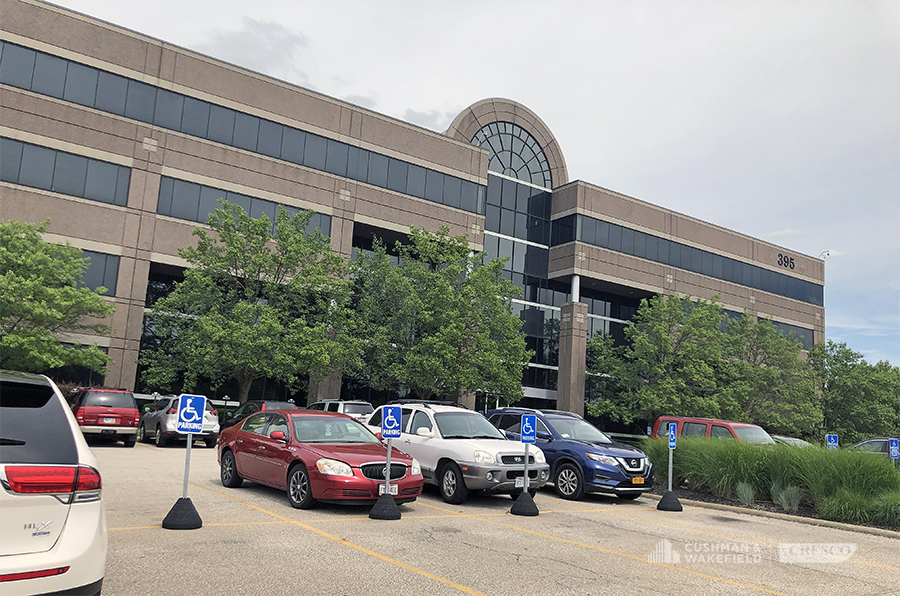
top-left (0, 219), bottom-right (114, 373)
top-left (807, 340), bottom-right (900, 444)
top-left (140, 201), bottom-right (357, 402)
top-left (350, 226), bottom-right (532, 403)
top-left (586, 293), bottom-right (822, 437)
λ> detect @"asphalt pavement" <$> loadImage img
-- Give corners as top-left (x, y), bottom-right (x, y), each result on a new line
top-left (93, 440), bottom-right (900, 596)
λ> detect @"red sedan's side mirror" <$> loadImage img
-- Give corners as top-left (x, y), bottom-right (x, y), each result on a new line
top-left (270, 431), bottom-right (287, 442)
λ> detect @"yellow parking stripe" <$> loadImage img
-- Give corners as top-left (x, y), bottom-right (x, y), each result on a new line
top-left (192, 482), bottom-right (489, 596)
top-left (417, 501), bottom-right (793, 596)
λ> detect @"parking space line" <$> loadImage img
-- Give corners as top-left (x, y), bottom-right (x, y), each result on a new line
top-left (192, 482), bottom-right (489, 596)
top-left (416, 501), bottom-right (793, 596)
top-left (109, 520), bottom-right (290, 531)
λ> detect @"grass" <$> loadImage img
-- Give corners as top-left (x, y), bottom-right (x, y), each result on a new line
top-left (643, 437), bottom-right (900, 527)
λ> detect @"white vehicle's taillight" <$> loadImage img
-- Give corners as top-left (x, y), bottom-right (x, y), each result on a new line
top-left (4, 465), bottom-right (101, 498)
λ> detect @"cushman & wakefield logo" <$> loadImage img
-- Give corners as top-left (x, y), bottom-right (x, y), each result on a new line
top-left (647, 539), bottom-right (857, 566)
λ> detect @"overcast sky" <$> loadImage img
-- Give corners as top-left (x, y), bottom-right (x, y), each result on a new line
top-left (52, 0), bottom-right (900, 367)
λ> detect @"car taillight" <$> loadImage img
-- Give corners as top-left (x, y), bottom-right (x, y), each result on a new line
top-left (210, 409), bottom-right (217, 415)
top-left (75, 409), bottom-right (84, 423)
top-left (166, 408), bottom-right (177, 414)
top-left (133, 410), bottom-right (141, 425)
top-left (4, 465), bottom-right (102, 493)
top-left (1, 567), bottom-right (70, 583)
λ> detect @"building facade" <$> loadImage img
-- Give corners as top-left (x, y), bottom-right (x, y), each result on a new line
top-left (0, 0), bottom-right (825, 411)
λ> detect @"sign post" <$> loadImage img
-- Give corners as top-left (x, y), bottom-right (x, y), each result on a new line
top-left (511, 414), bottom-right (539, 516)
top-left (826, 433), bottom-right (839, 451)
top-left (370, 405), bottom-right (402, 520)
top-left (657, 422), bottom-right (682, 512)
top-left (162, 393), bottom-right (206, 530)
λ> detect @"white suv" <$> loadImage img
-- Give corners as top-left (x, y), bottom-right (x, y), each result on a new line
top-left (366, 402), bottom-right (550, 504)
top-left (306, 399), bottom-right (374, 423)
top-left (0, 370), bottom-right (107, 595)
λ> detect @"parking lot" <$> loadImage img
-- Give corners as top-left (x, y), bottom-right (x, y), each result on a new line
top-left (95, 441), bottom-right (899, 596)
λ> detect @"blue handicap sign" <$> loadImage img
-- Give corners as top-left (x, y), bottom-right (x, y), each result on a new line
top-left (826, 433), bottom-right (839, 450)
top-left (890, 439), bottom-right (899, 459)
top-left (176, 394), bottom-right (206, 434)
top-left (668, 423), bottom-right (677, 449)
top-left (381, 405), bottom-right (402, 439)
top-left (520, 414), bottom-right (536, 444)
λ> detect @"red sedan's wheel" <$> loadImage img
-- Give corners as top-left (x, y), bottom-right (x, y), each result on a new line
top-left (220, 450), bottom-right (243, 488)
top-left (287, 464), bottom-right (317, 509)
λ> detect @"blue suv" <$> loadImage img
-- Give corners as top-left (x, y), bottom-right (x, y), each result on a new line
top-left (487, 408), bottom-right (654, 500)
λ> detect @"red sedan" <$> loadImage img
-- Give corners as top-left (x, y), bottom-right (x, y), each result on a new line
top-left (217, 410), bottom-right (423, 508)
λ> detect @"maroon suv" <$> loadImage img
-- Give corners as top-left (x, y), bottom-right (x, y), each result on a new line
top-left (71, 387), bottom-right (140, 447)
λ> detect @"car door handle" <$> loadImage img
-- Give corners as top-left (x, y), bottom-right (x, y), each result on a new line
top-left (258, 445), bottom-right (265, 450)
top-left (404, 439), bottom-right (411, 444)
top-left (236, 439), bottom-right (243, 443)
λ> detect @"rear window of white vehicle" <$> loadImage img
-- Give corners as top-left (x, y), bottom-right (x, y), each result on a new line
top-left (1, 378), bottom-right (78, 464)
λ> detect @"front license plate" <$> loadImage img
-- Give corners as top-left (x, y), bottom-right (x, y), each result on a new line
top-left (102, 417), bottom-right (116, 424)
top-left (378, 483), bottom-right (399, 495)
top-left (632, 476), bottom-right (645, 485)
top-left (515, 477), bottom-right (525, 488)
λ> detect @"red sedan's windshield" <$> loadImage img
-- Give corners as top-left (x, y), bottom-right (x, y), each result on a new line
top-left (291, 416), bottom-right (380, 443)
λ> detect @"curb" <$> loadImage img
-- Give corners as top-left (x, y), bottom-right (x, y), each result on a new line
top-left (642, 492), bottom-right (900, 539)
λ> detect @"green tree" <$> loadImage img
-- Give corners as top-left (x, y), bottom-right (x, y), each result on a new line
top-left (140, 201), bottom-right (356, 402)
top-left (0, 220), bottom-right (114, 373)
top-left (351, 226), bottom-right (532, 403)
top-left (586, 294), bottom-right (726, 425)
top-left (718, 313), bottom-right (820, 437)
top-left (808, 340), bottom-right (900, 444)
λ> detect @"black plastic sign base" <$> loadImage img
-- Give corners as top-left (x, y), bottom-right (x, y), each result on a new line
top-left (510, 492), bottom-right (539, 516)
top-left (369, 493), bottom-right (401, 520)
top-left (657, 490), bottom-right (683, 512)
top-left (162, 497), bottom-right (202, 529)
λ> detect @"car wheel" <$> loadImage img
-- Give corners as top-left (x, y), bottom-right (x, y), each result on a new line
top-left (138, 423), bottom-right (150, 443)
top-left (155, 426), bottom-right (168, 448)
top-left (554, 463), bottom-right (584, 500)
top-left (439, 462), bottom-right (469, 504)
top-left (287, 464), bottom-right (317, 509)
top-left (618, 493), bottom-right (641, 500)
top-left (220, 450), bottom-right (243, 488)
top-left (123, 434), bottom-right (136, 448)
top-left (205, 437), bottom-right (217, 448)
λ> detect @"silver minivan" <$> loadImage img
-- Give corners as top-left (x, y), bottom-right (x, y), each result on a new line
top-left (138, 396), bottom-right (219, 448)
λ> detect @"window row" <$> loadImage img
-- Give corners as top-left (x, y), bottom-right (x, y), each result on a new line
top-left (157, 176), bottom-right (332, 237)
top-left (482, 233), bottom-right (550, 279)
top-left (552, 214), bottom-right (824, 307)
top-left (82, 250), bottom-right (119, 296)
top-left (0, 41), bottom-right (485, 215)
top-left (485, 173), bottom-right (552, 218)
top-left (523, 366), bottom-right (558, 391)
top-left (762, 319), bottom-right (814, 351)
top-left (0, 137), bottom-right (130, 206)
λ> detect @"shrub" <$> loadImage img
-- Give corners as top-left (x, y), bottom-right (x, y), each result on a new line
top-left (736, 482), bottom-right (755, 505)
top-left (776, 485), bottom-right (802, 513)
top-left (642, 437), bottom-right (900, 526)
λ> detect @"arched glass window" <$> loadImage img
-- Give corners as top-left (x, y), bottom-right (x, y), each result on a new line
top-left (471, 122), bottom-right (552, 189)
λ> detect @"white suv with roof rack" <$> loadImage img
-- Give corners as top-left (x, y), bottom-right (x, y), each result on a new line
top-left (365, 401), bottom-right (550, 504)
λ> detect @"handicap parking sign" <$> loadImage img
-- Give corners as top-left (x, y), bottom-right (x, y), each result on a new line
top-left (890, 438), bottom-right (899, 460)
top-left (381, 405), bottom-right (402, 439)
top-left (668, 423), bottom-right (677, 449)
top-left (520, 414), bottom-right (536, 444)
top-left (176, 394), bottom-right (206, 434)
top-left (826, 433), bottom-right (839, 451)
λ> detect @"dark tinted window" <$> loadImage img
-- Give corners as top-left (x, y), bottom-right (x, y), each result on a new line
top-left (208, 105), bottom-right (235, 145)
top-left (233, 113), bottom-right (260, 151)
top-left (325, 139), bottom-right (348, 176)
top-left (124, 80), bottom-right (157, 123)
top-left (0, 378), bottom-right (78, 464)
top-left (386, 158), bottom-right (408, 193)
top-left (281, 128), bottom-right (306, 164)
top-left (81, 391), bottom-right (136, 409)
top-left (257, 120), bottom-right (283, 158)
top-left (32, 53), bottom-right (67, 98)
top-left (0, 43), bottom-right (36, 88)
top-left (0, 138), bottom-right (23, 183)
top-left (154, 89), bottom-right (185, 130)
top-left (95, 71), bottom-right (128, 115)
top-left (303, 134), bottom-right (327, 170)
top-left (19, 144), bottom-right (55, 190)
top-left (52, 152), bottom-right (89, 197)
top-left (181, 97), bottom-right (210, 138)
top-left (82, 250), bottom-right (119, 295)
top-left (682, 422), bottom-right (707, 437)
top-left (367, 153), bottom-right (388, 187)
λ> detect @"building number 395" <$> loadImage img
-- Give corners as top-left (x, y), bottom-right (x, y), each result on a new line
top-left (777, 253), bottom-right (795, 269)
